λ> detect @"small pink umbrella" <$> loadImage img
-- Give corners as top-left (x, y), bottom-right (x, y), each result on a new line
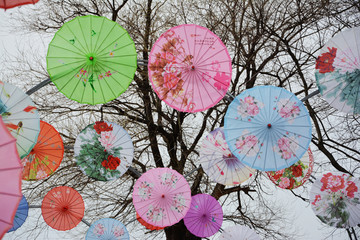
top-left (133, 168), bottom-right (191, 227)
top-left (148, 24), bottom-right (232, 112)
top-left (184, 194), bottom-right (223, 238)
top-left (0, 116), bottom-right (22, 238)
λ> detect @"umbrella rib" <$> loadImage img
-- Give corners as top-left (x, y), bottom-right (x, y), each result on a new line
top-left (195, 48), bottom-right (229, 68)
top-left (78, 17), bottom-right (90, 55)
top-left (48, 41), bottom-right (86, 57)
top-left (197, 69), bottom-right (230, 88)
top-left (96, 60), bottom-right (135, 83)
top-left (95, 30), bottom-right (127, 56)
top-left (192, 27), bottom-right (211, 66)
top-left (96, 41), bottom-right (136, 58)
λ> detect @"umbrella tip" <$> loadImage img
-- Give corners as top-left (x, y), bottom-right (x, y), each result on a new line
top-left (267, 123), bottom-right (272, 128)
top-left (89, 56), bottom-right (94, 61)
top-left (191, 65), bottom-right (195, 70)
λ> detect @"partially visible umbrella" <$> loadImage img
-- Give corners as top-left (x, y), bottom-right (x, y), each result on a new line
top-left (21, 120), bottom-right (64, 180)
top-left (0, 81), bottom-right (40, 158)
top-left (133, 168), bottom-right (191, 227)
top-left (74, 121), bottom-right (134, 181)
top-left (7, 195), bottom-right (29, 232)
top-left (200, 127), bottom-right (255, 186)
top-left (315, 27), bottom-right (360, 114)
top-left (224, 85), bottom-right (312, 171)
top-left (218, 225), bottom-right (260, 240)
top-left (41, 186), bottom-right (85, 231)
top-left (310, 172), bottom-right (360, 228)
top-left (136, 212), bottom-right (164, 231)
top-left (266, 148), bottom-right (314, 189)
top-left (184, 194), bottom-right (223, 238)
top-left (0, 0), bottom-right (39, 9)
top-left (0, 116), bottom-right (22, 238)
top-left (148, 24), bottom-right (231, 112)
top-left (46, 15), bottom-right (137, 105)
top-left (86, 218), bottom-right (129, 240)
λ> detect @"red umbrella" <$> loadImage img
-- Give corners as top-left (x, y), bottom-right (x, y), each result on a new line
top-left (0, 116), bottom-right (22, 238)
top-left (41, 186), bottom-right (85, 231)
top-left (136, 212), bottom-right (164, 231)
top-left (0, 0), bottom-right (39, 9)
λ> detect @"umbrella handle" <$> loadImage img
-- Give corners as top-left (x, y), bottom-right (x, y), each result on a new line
top-left (300, 89), bottom-right (320, 102)
top-left (26, 78), bottom-right (52, 95)
top-left (81, 218), bottom-right (91, 227)
top-left (28, 205), bottom-right (41, 208)
top-left (184, 166), bottom-right (201, 177)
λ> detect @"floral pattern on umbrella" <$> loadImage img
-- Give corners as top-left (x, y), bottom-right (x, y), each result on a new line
top-left (21, 121), bottom-right (64, 181)
top-left (0, 81), bottom-right (40, 159)
top-left (315, 27), bottom-right (360, 114)
top-left (310, 172), bottom-right (360, 228)
top-left (267, 148), bottom-right (314, 189)
top-left (224, 86), bottom-right (312, 171)
top-left (86, 218), bottom-right (129, 240)
top-left (148, 24), bottom-right (231, 112)
top-left (200, 127), bottom-right (255, 186)
top-left (74, 121), bottom-right (133, 181)
top-left (133, 168), bottom-right (191, 227)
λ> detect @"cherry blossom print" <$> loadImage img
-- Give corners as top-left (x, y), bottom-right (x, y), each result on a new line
top-left (160, 172), bottom-right (179, 188)
top-left (235, 131), bottom-right (259, 157)
top-left (237, 95), bottom-right (264, 119)
top-left (277, 99), bottom-right (300, 123)
top-left (93, 223), bottom-right (105, 236)
top-left (146, 205), bottom-right (166, 222)
top-left (138, 181), bottom-right (154, 200)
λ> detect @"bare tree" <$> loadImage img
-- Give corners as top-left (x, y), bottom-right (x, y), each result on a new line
top-left (2, 0), bottom-right (360, 239)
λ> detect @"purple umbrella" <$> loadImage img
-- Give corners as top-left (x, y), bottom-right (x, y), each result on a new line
top-left (184, 194), bottom-right (223, 238)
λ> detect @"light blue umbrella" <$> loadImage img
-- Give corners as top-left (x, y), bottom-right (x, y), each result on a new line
top-left (86, 218), bottom-right (129, 240)
top-left (224, 86), bottom-right (312, 171)
top-left (7, 195), bottom-right (29, 232)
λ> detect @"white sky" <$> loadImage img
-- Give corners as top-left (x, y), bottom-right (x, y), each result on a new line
top-left (0, 4), bottom-right (353, 240)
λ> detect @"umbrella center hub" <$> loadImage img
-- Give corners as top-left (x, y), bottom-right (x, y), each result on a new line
top-left (267, 123), bottom-right (272, 128)
top-left (161, 194), bottom-right (165, 198)
top-left (89, 56), bottom-right (94, 61)
top-left (62, 206), bottom-right (69, 212)
top-left (191, 65), bottom-right (195, 70)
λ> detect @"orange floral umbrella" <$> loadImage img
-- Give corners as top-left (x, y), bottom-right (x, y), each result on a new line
top-left (21, 121), bottom-right (64, 180)
top-left (136, 213), bottom-right (164, 231)
top-left (41, 186), bottom-right (85, 231)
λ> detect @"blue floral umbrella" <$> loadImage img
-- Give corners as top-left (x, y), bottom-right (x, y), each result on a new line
top-left (86, 218), bottom-right (129, 240)
top-left (224, 86), bottom-right (312, 171)
top-left (7, 195), bottom-right (29, 232)
top-left (315, 27), bottom-right (360, 114)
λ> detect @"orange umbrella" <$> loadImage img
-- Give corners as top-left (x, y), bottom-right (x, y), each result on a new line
top-left (136, 212), bottom-right (164, 231)
top-left (41, 186), bottom-right (85, 231)
top-left (21, 120), bottom-right (64, 180)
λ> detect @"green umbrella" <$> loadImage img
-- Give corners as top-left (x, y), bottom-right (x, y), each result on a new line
top-left (46, 15), bottom-right (137, 105)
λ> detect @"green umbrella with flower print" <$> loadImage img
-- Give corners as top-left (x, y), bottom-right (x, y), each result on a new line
top-left (46, 15), bottom-right (137, 105)
top-left (74, 121), bottom-right (134, 181)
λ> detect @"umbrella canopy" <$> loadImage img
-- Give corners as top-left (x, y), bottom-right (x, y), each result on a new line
top-left (0, 81), bottom-right (40, 158)
top-left (315, 27), bottom-right (360, 114)
top-left (136, 212), bottom-right (164, 231)
top-left (267, 148), bottom-right (314, 189)
top-left (0, 116), bottom-right (22, 238)
top-left (200, 127), bottom-right (255, 186)
top-left (133, 168), bottom-right (191, 227)
top-left (218, 225), bottom-right (260, 240)
top-left (46, 15), bottom-right (137, 105)
top-left (310, 172), bottom-right (360, 228)
top-left (41, 186), bottom-right (85, 231)
top-left (8, 195), bottom-right (29, 232)
top-left (184, 194), bottom-right (223, 238)
top-left (86, 218), bottom-right (129, 240)
top-left (74, 121), bottom-right (134, 181)
top-left (0, 0), bottom-right (39, 9)
top-left (148, 24), bottom-right (231, 112)
top-left (21, 120), bottom-right (64, 180)
top-left (224, 85), bottom-right (312, 171)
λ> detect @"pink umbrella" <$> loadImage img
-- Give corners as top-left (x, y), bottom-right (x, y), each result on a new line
top-left (0, 116), bottom-right (22, 238)
top-left (132, 168), bottom-right (191, 227)
top-left (148, 24), bottom-right (232, 112)
top-left (184, 194), bottom-right (223, 238)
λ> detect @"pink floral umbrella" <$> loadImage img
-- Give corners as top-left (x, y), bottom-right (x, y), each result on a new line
top-left (218, 225), bottom-right (260, 240)
top-left (266, 148), bottom-right (314, 189)
top-left (184, 194), bottom-right (223, 238)
top-left (310, 172), bottom-right (360, 228)
top-left (133, 168), bottom-right (191, 227)
top-left (200, 127), bottom-right (255, 186)
top-left (0, 116), bottom-right (22, 238)
top-left (148, 24), bottom-right (232, 112)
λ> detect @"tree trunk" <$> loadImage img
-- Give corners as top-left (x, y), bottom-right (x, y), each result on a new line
top-left (164, 220), bottom-right (201, 240)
